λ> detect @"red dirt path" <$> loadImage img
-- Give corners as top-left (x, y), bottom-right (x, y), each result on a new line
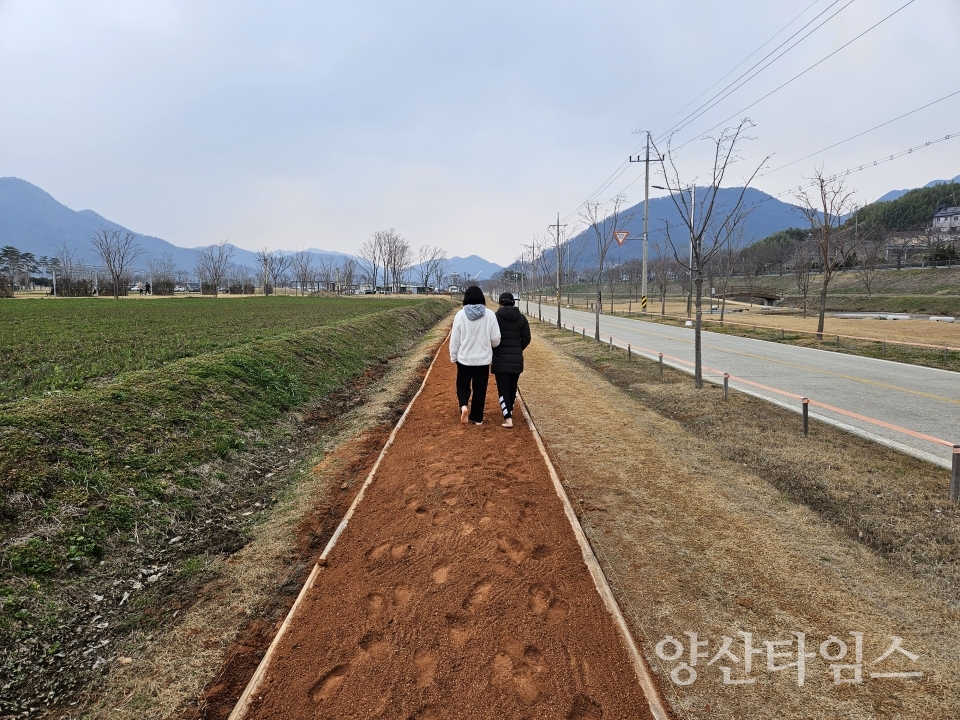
top-left (235, 339), bottom-right (658, 719)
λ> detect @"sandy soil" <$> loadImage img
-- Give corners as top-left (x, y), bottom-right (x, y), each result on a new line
top-left (235, 339), bottom-right (659, 720)
top-left (519, 328), bottom-right (960, 719)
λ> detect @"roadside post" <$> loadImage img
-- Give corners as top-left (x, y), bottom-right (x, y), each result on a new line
top-left (952, 446), bottom-right (960, 502)
top-left (723, 373), bottom-right (729, 401)
top-left (802, 398), bottom-right (810, 437)
top-left (659, 353), bottom-right (663, 380)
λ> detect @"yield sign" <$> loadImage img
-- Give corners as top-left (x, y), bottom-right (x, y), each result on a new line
top-left (614, 230), bottom-right (629, 245)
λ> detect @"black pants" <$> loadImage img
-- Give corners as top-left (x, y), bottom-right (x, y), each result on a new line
top-left (456, 363), bottom-right (489, 423)
top-left (494, 372), bottom-right (519, 419)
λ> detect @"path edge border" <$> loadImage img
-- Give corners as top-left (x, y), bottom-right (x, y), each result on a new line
top-left (518, 390), bottom-right (672, 720)
top-left (228, 327), bottom-right (451, 720)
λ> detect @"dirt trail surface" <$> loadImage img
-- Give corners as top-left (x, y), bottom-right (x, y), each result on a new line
top-left (234, 338), bottom-right (660, 720)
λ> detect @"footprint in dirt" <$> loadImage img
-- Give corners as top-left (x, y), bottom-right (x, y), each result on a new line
top-left (413, 647), bottom-right (438, 687)
top-left (568, 694), bottom-right (603, 720)
top-left (490, 637), bottom-right (546, 706)
top-left (445, 613), bottom-right (471, 647)
top-left (366, 585), bottom-right (412, 622)
top-left (527, 583), bottom-right (569, 624)
top-left (462, 579), bottom-right (493, 613)
top-left (407, 499), bottom-right (428, 518)
top-left (367, 542), bottom-right (392, 562)
top-left (358, 630), bottom-right (390, 660)
top-left (496, 533), bottom-right (532, 564)
top-left (308, 662), bottom-right (351, 703)
top-left (431, 559), bottom-right (451, 584)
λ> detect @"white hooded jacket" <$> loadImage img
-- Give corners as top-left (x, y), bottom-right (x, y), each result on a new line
top-left (449, 304), bottom-right (501, 365)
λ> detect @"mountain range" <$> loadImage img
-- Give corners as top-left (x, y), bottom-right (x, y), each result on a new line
top-left (874, 174), bottom-right (960, 204)
top-left (3, 172), bottom-right (956, 279)
top-left (0, 177), bottom-right (503, 278)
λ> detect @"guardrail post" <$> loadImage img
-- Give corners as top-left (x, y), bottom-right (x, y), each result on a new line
top-left (952, 446), bottom-right (960, 502)
top-left (628, 344), bottom-right (631, 360)
top-left (723, 373), bottom-right (729, 401)
top-left (659, 353), bottom-right (664, 380)
top-left (802, 398), bottom-right (809, 437)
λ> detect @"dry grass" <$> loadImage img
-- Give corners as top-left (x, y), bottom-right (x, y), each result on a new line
top-left (76, 319), bottom-right (453, 720)
top-left (520, 325), bottom-right (960, 719)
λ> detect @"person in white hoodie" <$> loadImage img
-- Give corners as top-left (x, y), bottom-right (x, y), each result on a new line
top-left (449, 285), bottom-right (501, 425)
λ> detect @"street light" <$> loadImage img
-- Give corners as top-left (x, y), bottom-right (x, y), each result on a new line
top-left (653, 183), bottom-right (695, 317)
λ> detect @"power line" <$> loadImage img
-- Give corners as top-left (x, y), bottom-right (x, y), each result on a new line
top-left (558, 3), bottom-right (841, 225)
top-left (654, 0), bottom-right (854, 143)
top-left (669, 0), bottom-right (918, 153)
top-left (650, 0), bottom-right (827, 136)
top-left (758, 89), bottom-right (960, 178)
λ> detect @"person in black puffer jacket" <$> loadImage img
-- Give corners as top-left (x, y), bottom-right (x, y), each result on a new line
top-left (491, 292), bottom-right (531, 428)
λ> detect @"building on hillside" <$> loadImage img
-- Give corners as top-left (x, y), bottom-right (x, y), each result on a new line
top-left (933, 204), bottom-right (960, 234)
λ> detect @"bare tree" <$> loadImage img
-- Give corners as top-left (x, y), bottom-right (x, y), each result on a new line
top-left (267, 253), bottom-right (292, 294)
top-left (339, 257), bottom-right (358, 293)
top-left (291, 249), bottom-right (315, 295)
top-left (580, 194), bottom-right (632, 341)
top-left (254, 248), bottom-right (272, 295)
top-left (853, 237), bottom-right (884, 298)
top-left (794, 240), bottom-right (814, 318)
top-left (713, 228), bottom-right (743, 323)
top-left (653, 119), bottom-right (767, 387)
top-left (432, 254), bottom-right (450, 293)
top-left (359, 232), bottom-right (387, 292)
top-left (382, 230), bottom-right (412, 292)
top-left (195, 240), bottom-right (234, 297)
top-left (651, 245), bottom-right (674, 316)
top-left (561, 233), bottom-right (588, 307)
top-left (793, 168), bottom-right (860, 337)
top-left (886, 230), bottom-right (913, 271)
top-left (89, 228), bottom-right (143, 299)
top-left (147, 252), bottom-right (178, 295)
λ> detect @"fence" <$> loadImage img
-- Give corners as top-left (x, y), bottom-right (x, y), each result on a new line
top-left (528, 312), bottom-right (960, 502)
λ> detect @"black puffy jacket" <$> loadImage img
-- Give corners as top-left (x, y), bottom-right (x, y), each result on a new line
top-left (491, 306), bottom-right (531, 374)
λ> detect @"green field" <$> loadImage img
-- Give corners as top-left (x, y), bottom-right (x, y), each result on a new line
top-left (0, 296), bottom-right (423, 404)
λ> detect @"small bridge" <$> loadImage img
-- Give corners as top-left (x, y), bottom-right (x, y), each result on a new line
top-left (716, 285), bottom-right (783, 305)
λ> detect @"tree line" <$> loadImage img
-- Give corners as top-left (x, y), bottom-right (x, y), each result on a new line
top-left (1, 228), bottom-right (453, 299)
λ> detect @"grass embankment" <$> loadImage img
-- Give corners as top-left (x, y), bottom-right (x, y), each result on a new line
top-left (530, 321), bottom-right (960, 607)
top-left (550, 266), bottom-right (960, 316)
top-left (0, 296), bottom-right (424, 403)
top-left (0, 298), bottom-right (450, 717)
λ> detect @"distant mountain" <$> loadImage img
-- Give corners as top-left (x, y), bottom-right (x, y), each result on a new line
top-left (445, 255), bottom-right (502, 280)
top-left (0, 177), bottom-right (353, 271)
top-left (875, 174), bottom-right (960, 203)
top-left (541, 186), bottom-right (807, 270)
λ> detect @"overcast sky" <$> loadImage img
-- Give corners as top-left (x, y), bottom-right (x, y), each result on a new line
top-left (2, 0), bottom-right (958, 265)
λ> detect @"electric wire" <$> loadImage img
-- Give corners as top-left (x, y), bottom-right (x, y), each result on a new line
top-left (557, 1), bottom-right (840, 225)
top-left (649, 0), bottom-right (825, 136)
top-left (653, 0), bottom-right (854, 143)
top-left (668, 0), bottom-right (918, 153)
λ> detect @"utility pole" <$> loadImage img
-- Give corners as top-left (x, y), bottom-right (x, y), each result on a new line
top-left (687, 184), bottom-right (695, 318)
top-left (631, 132), bottom-right (655, 313)
top-left (552, 212), bottom-right (566, 329)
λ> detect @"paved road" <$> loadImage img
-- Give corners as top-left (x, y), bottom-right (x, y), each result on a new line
top-left (528, 302), bottom-right (960, 468)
